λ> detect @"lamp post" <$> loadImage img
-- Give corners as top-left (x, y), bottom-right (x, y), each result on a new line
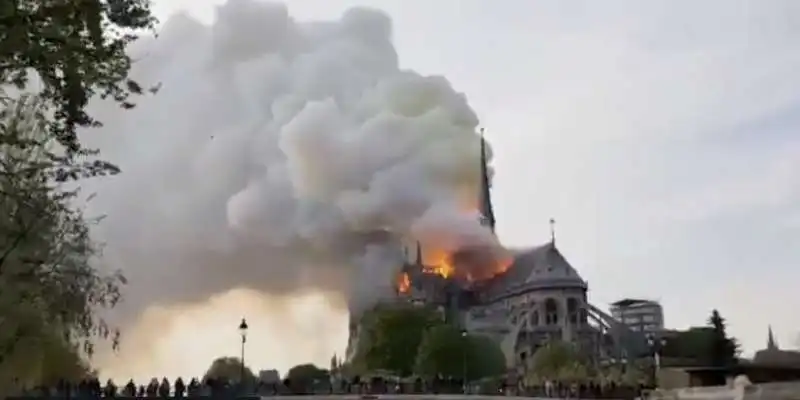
top-left (461, 329), bottom-right (468, 394)
top-left (239, 318), bottom-right (249, 384)
top-left (646, 334), bottom-right (666, 388)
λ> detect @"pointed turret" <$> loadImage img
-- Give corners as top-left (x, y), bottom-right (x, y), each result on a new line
top-left (479, 128), bottom-right (496, 233)
top-left (767, 325), bottom-right (778, 350)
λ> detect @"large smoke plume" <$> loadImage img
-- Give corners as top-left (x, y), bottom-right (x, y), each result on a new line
top-left (81, 0), bottom-right (500, 379)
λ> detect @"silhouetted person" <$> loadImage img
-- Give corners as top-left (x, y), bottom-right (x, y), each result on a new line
top-left (146, 378), bottom-right (158, 397)
top-left (187, 378), bottom-right (200, 396)
top-left (123, 379), bottom-right (136, 396)
top-left (205, 377), bottom-right (218, 396)
top-left (174, 377), bottom-right (186, 398)
top-left (158, 377), bottom-right (170, 397)
top-left (77, 378), bottom-right (87, 396)
top-left (137, 384), bottom-right (145, 397)
top-left (104, 379), bottom-right (118, 397)
top-left (55, 379), bottom-right (68, 397)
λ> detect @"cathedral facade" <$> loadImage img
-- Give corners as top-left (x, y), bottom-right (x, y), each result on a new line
top-left (346, 132), bottom-right (648, 369)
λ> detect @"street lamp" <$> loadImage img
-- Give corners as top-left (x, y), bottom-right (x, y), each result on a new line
top-left (646, 334), bottom-right (666, 388)
top-left (461, 329), bottom-right (468, 394)
top-left (239, 318), bottom-right (249, 384)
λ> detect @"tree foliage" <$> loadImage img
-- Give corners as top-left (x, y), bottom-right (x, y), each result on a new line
top-left (203, 356), bottom-right (255, 383)
top-left (0, 0), bottom-right (158, 159)
top-left (527, 340), bottom-right (586, 382)
top-left (0, 95), bottom-right (123, 389)
top-left (31, 331), bottom-right (96, 386)
top-left (285, 363), bottom-right (329, 392)
top-left (413, 325), bottom-right (467, 380)
top-left (708, 309), bottom-right (738, 367)
top-left (353, 303), bottom-right (443, 377)
top-left (0, 0), bottom-right (158, 387)
top-left (463, 334), bottom-right (506, 380)
top-left (413, 325), bottom-right (505, 382)
top-left (658, 310), bottom-right (739, 367)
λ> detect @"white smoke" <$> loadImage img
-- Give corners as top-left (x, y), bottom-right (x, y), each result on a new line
top-left (81, 0), bottom-right (500, 379)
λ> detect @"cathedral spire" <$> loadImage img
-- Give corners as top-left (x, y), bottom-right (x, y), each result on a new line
top-left (767, 325), bottom-right (778, 350)
top-left (479, 128), bottom-right (496, 233)
top-left (415, 241), bottom-right (423, 265)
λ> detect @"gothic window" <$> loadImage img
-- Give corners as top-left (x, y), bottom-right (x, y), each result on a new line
top-left (545, 298), bottom-right (559, 325)
top-left (567, 298), bottom-right (579, 325)
top-left (531, 310), bottom-right (540, 327)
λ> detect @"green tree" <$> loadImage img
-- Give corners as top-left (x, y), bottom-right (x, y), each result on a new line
top-left (35, 332), bottom-right (96, 386)
top-left (464, 334), bottom-right (506, 380)
top-left (413, 326), bottom-right (505, 382)
top-left (660, 327), bottom-right (715, 362)
top-left (413, 324), bottom-right (466, 380)
top-left (0, 95), bottom-right (124, 391)
top-left (658, 313), bottom-right (740, 367)
top-left (353, 303), bottom-right (443, 377)
top-left (203, 356), bottom-right (255, 383)
top-left (708, 309), bottom-right (739, 367)
top-left (0, 317), bottom-right (95, 394)
top-left (285, 363), bottom-right (329, 392)
top-left (527, 340), bottom-right (586, 382)
top-left (1, 0), bottom-right (158, 159)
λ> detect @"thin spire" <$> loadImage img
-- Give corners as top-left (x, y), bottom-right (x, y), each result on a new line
top-left (478, 128), bottom-right (496, 233)
top-left (767, 325), bottom-right (778, 350)
top-left (550, 218), bottom-right (556, 245)
top-left (415, 241), bottom-right (423, 265)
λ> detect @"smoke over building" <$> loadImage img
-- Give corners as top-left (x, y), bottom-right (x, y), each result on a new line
top-left (78, 0), bottom-right (512, 379)
top-left (346, 131), bottom-right (650, 368)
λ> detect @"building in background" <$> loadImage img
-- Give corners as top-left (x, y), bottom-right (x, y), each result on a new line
top-left (753, 325), bottom-right (800, 366)
top-left (610, 298), bottom-right (665, 334)
top-left (258, 369), bottom-right (280, 384)
top-left (346, 130), bottom-right (650, 368)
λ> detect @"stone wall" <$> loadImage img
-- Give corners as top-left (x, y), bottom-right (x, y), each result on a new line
top-left (261, 397), bottom-right (550, 400)
top-left (647, 380), bottom-right (800, 399)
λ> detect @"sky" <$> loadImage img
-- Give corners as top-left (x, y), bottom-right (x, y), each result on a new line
top-left (108, 0), bottom-right (800, 376)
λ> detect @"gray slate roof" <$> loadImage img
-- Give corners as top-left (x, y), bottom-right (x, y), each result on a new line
top-left (481, 242), bottom-right (587, 300)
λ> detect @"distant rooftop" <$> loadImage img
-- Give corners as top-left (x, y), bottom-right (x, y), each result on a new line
top-left (611, 298), bottom-right (659, 307)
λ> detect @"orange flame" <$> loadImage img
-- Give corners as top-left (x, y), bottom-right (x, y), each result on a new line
top-left (423, 249), bottom-right (455, 278)
top-left (494, 256), bottom-right (513, 274)
top-left (397, 272), bottom-right (411, 293)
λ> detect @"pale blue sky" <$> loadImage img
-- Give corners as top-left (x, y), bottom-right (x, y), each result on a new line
top-left (149, 0), bottom-right (800, 354)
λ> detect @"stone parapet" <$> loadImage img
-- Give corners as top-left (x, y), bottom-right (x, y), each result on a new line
top-left (646, 380), bottom-right (800, 400)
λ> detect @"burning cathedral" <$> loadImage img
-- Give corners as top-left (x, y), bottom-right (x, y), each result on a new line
top-left (345, 130), bottom-right (649, 369)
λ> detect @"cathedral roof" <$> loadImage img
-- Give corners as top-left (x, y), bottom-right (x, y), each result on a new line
top-left (484, 242), bottom-right (587, 298)
top-left (753, 325), bottom-right (800, 366)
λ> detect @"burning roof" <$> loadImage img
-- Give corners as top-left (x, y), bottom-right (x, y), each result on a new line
top-left (395, 243), bottom-right (512, 295)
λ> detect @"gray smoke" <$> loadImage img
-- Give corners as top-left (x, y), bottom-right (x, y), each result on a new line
top-left (80, 0), bottom-right (500, 378)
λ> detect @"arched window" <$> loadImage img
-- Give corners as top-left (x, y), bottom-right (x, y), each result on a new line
top-left (545, 298), bottom-right (559, 325)
top-left (567, 298), bottom-right (579, 325)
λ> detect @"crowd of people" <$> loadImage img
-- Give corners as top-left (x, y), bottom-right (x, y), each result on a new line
top-left (519, 381), bottom-right (647, 399)
top-left (11, 376), bottom-right (649, 398)
top-left (15, 377), bottom-right (268, 398)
